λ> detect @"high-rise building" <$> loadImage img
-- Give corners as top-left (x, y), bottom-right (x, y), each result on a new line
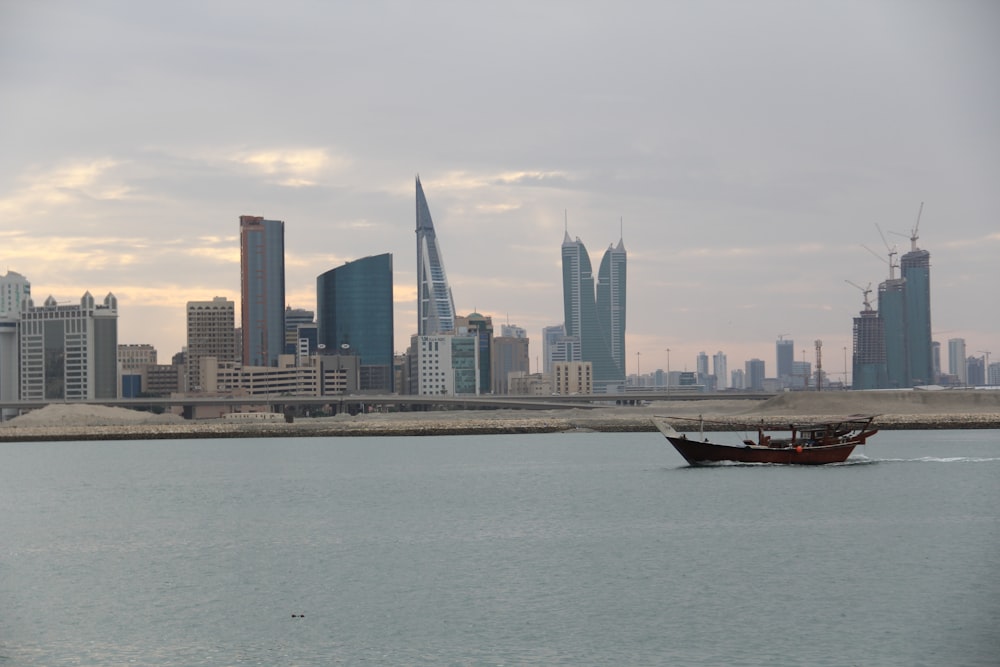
top-left (948, 338), bottom-right (967, 385)
top-left (745, 359), bottom-right (765, 391)
top-left (240, 215), bottom-right (285, 367)
top-left (932, 341), bottom-right (941, 383)
top-left (562, 232), bottom-right (624, 391)
top-left (416, 177), bottom-right (456, 336)
top-left (19, 292), bottom-right (118, 401)
top-left (878, 277), bottom-right (907, 388)
top-left (317, 253), bottom-right (394, 392)
top-left (501, 324), bottom-right (526, 339)
top-left (900, 243), bottom-right (932, 386)
top-left (712, 351), bottom-right (728, 390)
top-left (186, 297), bottom-right (236, 392)
top-left (456, 313), bottom-right (493, 394)
top-left (776, 337), bottom-right (794, 385)
top-left (696, 352), bottom-right (710, 387)
top-left (597, 239), bottom-right (627, 377)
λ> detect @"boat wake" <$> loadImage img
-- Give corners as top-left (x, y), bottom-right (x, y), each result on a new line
top-left (856, 455), bottom-right (1000, 464)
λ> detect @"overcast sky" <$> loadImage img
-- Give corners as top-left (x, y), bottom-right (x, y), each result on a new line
top-left (2, 0), bottom-right (998, 380)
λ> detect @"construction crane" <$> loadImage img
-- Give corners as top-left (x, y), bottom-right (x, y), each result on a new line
top-left (862, 223), bottom-right (899, 280)
top-left (889, 201), bottom-right (925, 252)
top-left (909, 202), bottom-right (924, 251)
top-left (845, 280), bottom-right (873, 311)
top-left (815, 340), bottom-right (823, 391)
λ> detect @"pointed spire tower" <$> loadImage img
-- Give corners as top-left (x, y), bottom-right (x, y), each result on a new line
top-left (597, 230), bottom-right (627, 377)
top-left (416, 176), bottom-right (456, 335)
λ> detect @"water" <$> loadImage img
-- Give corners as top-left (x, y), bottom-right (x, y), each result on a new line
top-left (2, 430), bottom-right (998, 666)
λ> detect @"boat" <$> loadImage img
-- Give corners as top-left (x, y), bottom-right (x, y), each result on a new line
top-left (652, 414), bottom-right (879, 465)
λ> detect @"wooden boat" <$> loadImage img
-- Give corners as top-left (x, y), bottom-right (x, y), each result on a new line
top-left (652, 414), bottom-right (879, 465)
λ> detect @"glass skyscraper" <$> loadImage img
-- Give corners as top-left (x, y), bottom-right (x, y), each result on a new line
top-left (317, 253), bottom-right (394, 392)
top-left (240, 215), bottom-right (285, 367)
top-left (597, 239), bottom-right (627, 379)
top-left (562, 232), bottom-right (625, 390)
top-left (416, 176), bottom-right (456, 336)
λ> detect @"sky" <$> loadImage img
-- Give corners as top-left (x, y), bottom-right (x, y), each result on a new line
top-left (2, 0), bottom-right (998, 382)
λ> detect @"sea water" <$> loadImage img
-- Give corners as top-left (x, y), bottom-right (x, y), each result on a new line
top-left (1, 430), bottom-right (998, 666)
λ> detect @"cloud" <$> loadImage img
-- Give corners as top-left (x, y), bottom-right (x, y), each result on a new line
top-left (0, 158), bottom-right (128, 217)
top-left (230, 148), bottom-right (347, 187)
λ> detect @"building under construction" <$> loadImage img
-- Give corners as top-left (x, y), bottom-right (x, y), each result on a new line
top-left (853, 304), bottom-right (887, 390)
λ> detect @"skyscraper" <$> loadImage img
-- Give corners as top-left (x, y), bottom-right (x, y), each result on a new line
top-left (562, 231), bottom-right (624, 390)
top-left (317, 253), bottom-right (394, 392)
top-left (416, 177), bottom-right (456, 336)
top-left (240, 215), bottom-right (285, 367)
top-left (878, 277), bottom-right (907, 388)
top-left (597, 239), bottom-right (627, 376)
top-left (900, 244), bottom-right (932, 386)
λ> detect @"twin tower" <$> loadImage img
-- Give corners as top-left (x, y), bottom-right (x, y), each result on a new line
top-left (416, 175), bottom-right (627, 390)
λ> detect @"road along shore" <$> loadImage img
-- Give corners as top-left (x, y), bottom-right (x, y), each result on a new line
top-left (1, 390), bottom-right (998, 442)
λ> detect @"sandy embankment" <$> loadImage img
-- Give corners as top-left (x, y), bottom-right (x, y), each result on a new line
top-left (1, 390), bottom-right (998, 442)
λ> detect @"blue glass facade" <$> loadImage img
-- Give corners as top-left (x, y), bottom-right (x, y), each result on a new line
top-left (317, 253), bottom-right (394, 392)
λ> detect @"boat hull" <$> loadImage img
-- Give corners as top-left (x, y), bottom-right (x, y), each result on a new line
top-left (666, 435), bottom-right (857, 465)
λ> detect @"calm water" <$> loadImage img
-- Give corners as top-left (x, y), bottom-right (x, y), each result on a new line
top-left (2, 430), bottom-right (998, 666)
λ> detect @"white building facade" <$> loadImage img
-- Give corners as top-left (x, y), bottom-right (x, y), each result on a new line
top-left (19, 292), bottom-right (119, 401)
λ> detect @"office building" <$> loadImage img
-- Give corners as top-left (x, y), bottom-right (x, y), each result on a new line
top-left (411, 333), bottom-right (478, 396)
top-left (186, 297), bottom-right (236, 392)
top-left (19, 292), bottom-right (118, 401)
top-left (562, 231), bottom-right (625, 391)
top-left (317, 253), bottom-right (394, 392)
top-left (501, 324), bottom-right (526, 339)
top-left (240, 215), bottom-right (285, 367)
top-left (948, 338), bottom-right (967, 385)
top-left (416, 177), bottom-right (456, 336)
top-left (0, 270), bottom-right (30, 315)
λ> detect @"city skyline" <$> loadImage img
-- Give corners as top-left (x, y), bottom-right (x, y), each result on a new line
top-left (2, 2), bottom-right (998, 376)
